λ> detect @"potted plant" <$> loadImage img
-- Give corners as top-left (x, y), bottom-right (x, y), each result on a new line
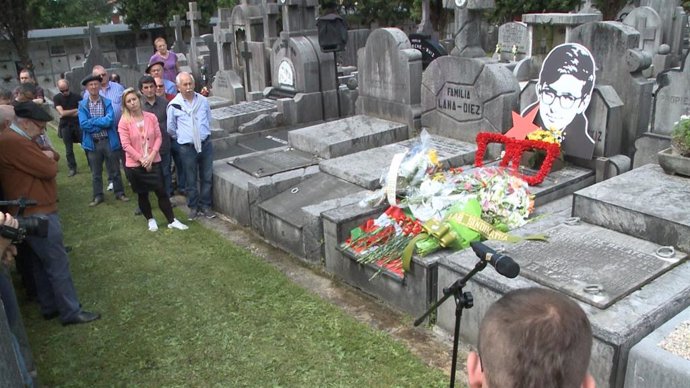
top-left (658, 115), bottom-right (690, 176)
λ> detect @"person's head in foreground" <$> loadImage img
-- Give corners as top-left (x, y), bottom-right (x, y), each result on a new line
top-left (467, 287), bottom-right (595, 388)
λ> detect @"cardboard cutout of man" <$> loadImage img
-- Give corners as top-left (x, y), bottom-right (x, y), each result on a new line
top-left (522, 43), bottom-right (596, 160)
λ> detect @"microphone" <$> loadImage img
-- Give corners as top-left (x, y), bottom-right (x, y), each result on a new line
top-left (470, 241), bottom-right (520, 278)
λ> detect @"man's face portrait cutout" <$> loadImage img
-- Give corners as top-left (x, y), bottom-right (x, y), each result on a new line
top-left (535, 43), bottom-right (595, 132)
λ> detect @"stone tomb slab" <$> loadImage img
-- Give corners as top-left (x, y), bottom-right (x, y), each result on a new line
top-left (435, 222), bottom-right (690, 388)
top-left (625, 306), bottom-right (690, 388)
top-left (211, 99), bottom-right (277, 135)
top-left (288, 115), bottom-right (409, 159)
top-left (573, 164), bottom-right (690, 252)
top-left (207, 96), bottom-right (234, 109)
top-left (322, 201), bottom-right (444, 317)
top-left (321, 192), bottom-right (573, 321)
top-left (212, 148), bottom-right (320, 226)
top-left (256, 173), bottom-right (368, 262)
top-left (229, 148), bottom-right (318, 178)
top-left (319, 135), bottom-right (477, 190)
top-left (511, 223), bottom-right (686, 309)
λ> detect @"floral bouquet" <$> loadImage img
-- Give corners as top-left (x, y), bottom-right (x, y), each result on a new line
top-left (360, 129), bottom-right (444, 208)
top-left (344, 206), bottom-right (423, 279)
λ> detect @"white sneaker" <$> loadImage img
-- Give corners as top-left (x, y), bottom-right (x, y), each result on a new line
top-left (148, 218), bottom-right (158, 232)
top-left (167, 218), bottom-right (188, 230)
top-left (107, 182), bottom-right (114, 191)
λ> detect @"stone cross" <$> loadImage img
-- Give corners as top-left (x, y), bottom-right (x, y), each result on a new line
top-left (187, 2), bottom-right (201, 39)
top-left (85, 21), bottom-right (100, 53)
top-left (447, 0), bottom-right (496, 58)
top-left (281, 0), bottom-right (317, 34)
top-left (169, 14), bottom-right (187, 54)
top-left (214, 8), bottom-right (234, 71)
top-left (240, 41), bottom-right (253, 91)
top-left (187, 2), bottom-right (202, 76)
top-left (634, 17), bottom-right (658, 49)
top-left (262, 0), bottom-right (281, 48)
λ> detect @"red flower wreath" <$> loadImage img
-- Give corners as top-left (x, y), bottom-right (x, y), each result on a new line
top-left (474, 132), bottom-right (561, 186)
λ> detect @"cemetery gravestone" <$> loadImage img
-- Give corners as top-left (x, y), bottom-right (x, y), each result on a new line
top-left (211, 70), bottom-right (245, 104)
top-left (653, 53), bottom-right (690, 135)
top-left (64, 22), bottom-right (112, 94)
top-left (186, 2), bottom-right (202, 79)
top-left (640, 0), bottom-right (688, 64)
top-left (521, 12), bottom-right (602, 77)
top-left (421, 55), bottom-right (519, 143)
top-left (497, 22), bottom-right (528, 62)
top-left (356, 28), bottom-right (423, 131)
top-left (446, 0), bottom-right (496, 58)
top-left (570, 22), bottom-right (654, 157)
top-left (170, 15), bottom-right (188, 54)
top-left (267, 0), bottom-right (338, 121)
top-left (622, 7), bottom-right (662, 61)
top-left (214, 8), bottom-right (234, 73)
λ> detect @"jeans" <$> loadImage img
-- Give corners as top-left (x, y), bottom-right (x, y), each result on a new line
top-left (160, 151), bottom-right (173, 197)
top-left (24, 213), bottom-right (81, 322)
top-left (170, 141), bottom-right (186, 193)
top-left (59, 125), bottom-right (78, 171)
top-left (178, 140), bottom-right (213, 211)
top-left (87, 139), bottom-right (124, 199)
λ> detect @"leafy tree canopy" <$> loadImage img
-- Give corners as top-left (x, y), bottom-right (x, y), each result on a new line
top-left (119, 0), bottom-right (222, 31)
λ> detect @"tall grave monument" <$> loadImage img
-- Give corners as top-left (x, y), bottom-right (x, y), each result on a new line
top-left (230, 0), bottom-right (271, 99)
top-left (569, 22), bottom-right (654, 158)
top-left (211, 7), bottom-right (246, 104)
top-left (266, 0), bottom-right (338, 122)
top-left (444, 0), bottom-right (495, 58)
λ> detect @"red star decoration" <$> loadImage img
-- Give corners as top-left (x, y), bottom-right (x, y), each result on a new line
top-left (504, 106), bottom-right (540, 140)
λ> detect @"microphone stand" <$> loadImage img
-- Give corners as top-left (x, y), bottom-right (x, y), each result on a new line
top-left (414, 259), bottom-right (488, 388)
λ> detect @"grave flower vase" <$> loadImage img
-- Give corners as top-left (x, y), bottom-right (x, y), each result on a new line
top-left (657, 147), bottom-right (690, 177)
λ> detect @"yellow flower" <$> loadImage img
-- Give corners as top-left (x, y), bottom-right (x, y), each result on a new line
top-left (527, 129), bottom-right (557, 144)
top-left (428, 149), bottom-right (439, 166)
top-left (547, 126), bottom-right (564, 144)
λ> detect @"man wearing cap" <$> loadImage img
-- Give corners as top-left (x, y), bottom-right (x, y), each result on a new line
top-left (82, 65), bottom-right (125, 123)
top-left (146, 61), bottom-right (177, 95)
top-left (78, 74), bottom-right (129, 206)
top-left (0, 101), bottom-right (101, 326)
top-left (53, 79), bottom-right (82, 177)
top-left (167, 72), bottom-right (215, 220)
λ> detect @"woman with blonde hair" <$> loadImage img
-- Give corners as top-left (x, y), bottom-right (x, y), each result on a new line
top-left (118, 88), bottom-right (187, 231)
top-left (149, 37), bottom-right (179, 83)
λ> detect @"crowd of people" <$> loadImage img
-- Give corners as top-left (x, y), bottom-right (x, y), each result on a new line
top-left (0, 36), bottom-right (216, 385)
top-left (0, 36), bottom-right (598, 387)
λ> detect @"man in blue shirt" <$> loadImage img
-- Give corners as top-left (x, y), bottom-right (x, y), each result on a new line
top-left (78, 75), bottom-right (129, 206)
top-left (167, 72), bottom-right (215, 220)
top-left (82, 65), bottom-right (125, 123)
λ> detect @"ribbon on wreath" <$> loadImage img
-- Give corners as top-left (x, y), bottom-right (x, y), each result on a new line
top-left (401, 199), bottom-right (546, 272)
top-left (474, 132), bottom-right (561, 186)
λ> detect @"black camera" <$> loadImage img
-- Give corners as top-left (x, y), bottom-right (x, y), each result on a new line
top-left (0, 198), bottom-right (50, 243)
top-left (0, 215), bottom-right (49, 243)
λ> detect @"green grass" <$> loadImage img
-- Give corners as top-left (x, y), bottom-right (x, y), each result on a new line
top-left (19, 129), bottom-right (448, 387)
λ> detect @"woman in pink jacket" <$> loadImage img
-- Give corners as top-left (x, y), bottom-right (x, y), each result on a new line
top-left (118, 88), bottom-right (187, 231)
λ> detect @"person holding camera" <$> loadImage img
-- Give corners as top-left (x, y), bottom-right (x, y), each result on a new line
top-left (0, 212), bottom-right (18, 265)
top-left (0, 101), bottom-right (100, 326)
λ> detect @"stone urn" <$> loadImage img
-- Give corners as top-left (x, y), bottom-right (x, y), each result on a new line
top-left (657, 147), bottom-right (690, 177)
